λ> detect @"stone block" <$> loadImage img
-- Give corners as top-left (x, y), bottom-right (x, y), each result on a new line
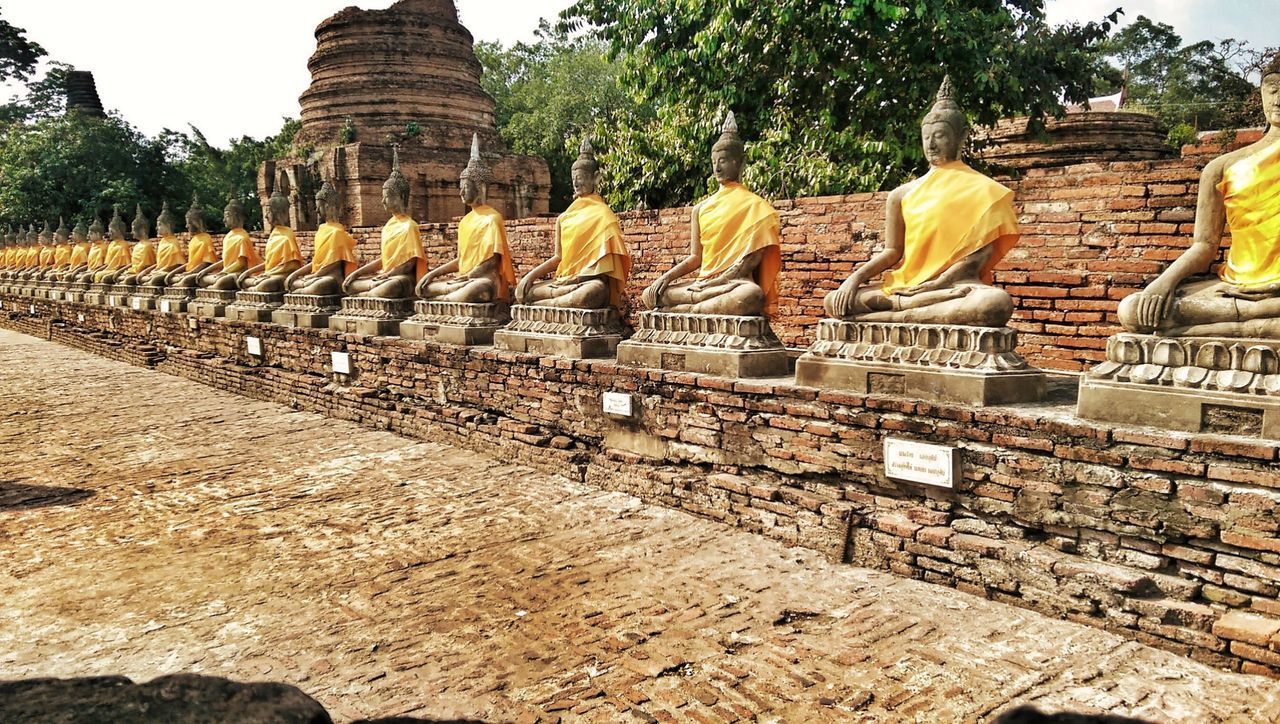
top-left (226, 290), bottom-right (286, 323)
top-left (128, 286), bottom-right (164, 311)
top-left (400, 300), bottom-right (510, 346)
top-left (272, 293), bottom-right (344, 329)
top-left (328, 295), bottom-right (413, 337)
top-left (158, 287), bottom-right (195, 314)
top-left (188, 288), bottom-right (238, 318)
top-left (616, 311), bottom-right (788, 379)
top-left (493, 305), bottom-right (624, 359)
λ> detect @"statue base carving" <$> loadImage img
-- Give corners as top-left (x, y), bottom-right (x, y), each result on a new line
top-left (493, 305), bottom-right (624, 358)
top-left (272, 293), bottom-right (344, 328)
top-left (127, 286), bottom-right (164, 311)
top-left (400, 301), bottom-right (511, 346)
top-left (794, 321), bottom-right (1045, 406)
top-left (226, 290), bottom-right (286, 323)
top-left (158, 287), bottom-right (195, 314)
top-left (1079, 333), bottom-right (1280, 438)
top-left (328, 296), bottom-right (413, 336)
top-left (189, 288), bottom-right (238, 318)
top-left (615, 311), bottom-right (789, 378)
top-left (42, 281), bottom-right (67, 302)
top-left (106, 284), bottom-right (136, 309)
top-left (84, 283), bottom-right (110, 306)
top-left (64, 280), bottom-right (89, 304)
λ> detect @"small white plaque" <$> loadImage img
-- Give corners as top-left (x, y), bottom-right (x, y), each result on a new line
top-left (245, 336), bottom-right (263, 356)
top-left (77, 313), bottom-right (85, 323)
top-left (28, 304), bottom-right (35, 314)
top-left (160, 299), bottom-right (171, 313)
top-left (187, 318), bottom-right (198, 330)
top-left (130, 297), bottom-right (141, 310)
top-left (603, 392), bottom-right (633, 417)
top-left (884, 437), bottom-right (960, 488)
top-left (331, 351), bottom-right (351, 375)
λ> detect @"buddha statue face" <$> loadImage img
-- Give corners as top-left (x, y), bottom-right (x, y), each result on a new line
top-left (72, 222), bottom-right (86, 244)
top-left (316, 183), bottom-right (341, 224)
top-left (187, 206), bottom-right (206, 235)
top-left (224, 201), bottom-right (246, 230)
top-left (268, 192), bottom-right (290, 227)
top-left (55, 223), bottom-right (68, 245)
top-left (88, 220), bottom-right (103, 242)
top-left (922, 120), bottom-right (963, 166)
top-left (571, 164), bottom-right (598, 197)
top-left (711, 147), bottom-right (743, 184)
top-left (459, 177), bottom-right (483, 206)
top-left (157, 214), bottom-right (173, 237)
top-left (1264, 71), bottom-right (1280, 128)
top-left (132, 216), bottom-right (148, 241)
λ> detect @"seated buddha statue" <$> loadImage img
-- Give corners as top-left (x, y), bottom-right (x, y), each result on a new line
top-left (22, 222), bottom-right (51, 281)
top-left (166, 195), bottom-right (217, 288)
top-left (60, 221), bottom-right (91, 281)
top-left (284, 180), bottom-right (357, 296)
top-left (823, 77), bottom-right (1020, 327)
top-left (45, 218), bottom-right (72, 280)
top-left (139, 201), bottom-right (187, 287)
top-left (416, 134), bottom-right (516, 303)
top-left (114, 205), bottom-right (158, 287)
top-left (188, 197), bottom-right (262, 291)
top-left (74, 220), bottom-right (108, 283)
top-left (0, 229), bottom-right (13, 274)
top-left (236, 189), bottom-right (302, 293)
top-left (640, 112), bottom-right (782, 317)
top-left (342, 147), bottom-right (426, 298)
top-left (515, 138), bottom-right (630, 309)
top-left (93, 208), bottom-right (133, 284)
top-left (1119, 56), bottom-right (1280, 338)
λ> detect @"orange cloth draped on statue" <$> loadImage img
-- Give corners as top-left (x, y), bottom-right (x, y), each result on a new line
top-left (69, 242), bottom-right (89, 269)
top-left (882, 160), bottom-right (1020, 296)
top-left (155, 235), bottom-right (186, 270)
top-left (53, 244), bottom-right (71, 268)
top-left (696, 181), bottom-right (782, 315)
top-left (555, 193), bottom-right (631, 307)
top-left (458, 204), bottom-right (516, 302)
top-left (129, 239), bottom-right (157, 274)
top-left (86, 241), bottom-right (108, 270)
top-left (103, 239), bottom-right (131, 270)
top-left (186, 233), bottom-right (216, 272)
top-left (1, 247), bottom-right (13, 268)
top-left (312, 222), bottom-right (358, 276)
top-left (221, 228), bottom-right (261, 269)
top-left (262, 226), bottom-right (303, 274)
top-left (380, 214), bottom-right (427, 280)
top-left (38, 245), bottom-right (53, 268)
top-left (1219, 139), bottom-right (1280, 289)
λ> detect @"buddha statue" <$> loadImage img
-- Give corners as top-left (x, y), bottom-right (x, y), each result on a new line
top-left (75, 219), bottom-right (108, 284)
top-left (139, 201), bottom-right (187, 288)
top-left (236, 189), bottom-right (302, 293)
top-left (0, 229), bottom-right (13, 274)
top-left (93, 208), bottom-right (133, 284)
top-left (192, 197), bottom-right (261, 290)
top-left (167, 195), bottom-right (217, 288)
top-left (515, 138), bottom-right (630, 309)
top-left (114, 204), bottom-right (158, 287)
top-left (27, 222), bottom-right (53, 280)
top-left (47, 218), bottom-right (72, 279)
top-left (61, 221), bottom-right (91, 281)
top-left (1118, 56), bottom-right (1280, 338)
top-left (340, 146), bottom-right (426, 299)
top-left (283, 180), bottom-right (357, 296)
top-left (639, 112), bottom-right (781, 317)
top-left (416, 134), bottom-right (515, 304)
top-left (823, 77), bottom-right (1019, 327)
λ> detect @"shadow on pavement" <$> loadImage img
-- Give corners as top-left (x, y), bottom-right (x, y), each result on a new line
top-left (0, 483), bottom-right (95, 511)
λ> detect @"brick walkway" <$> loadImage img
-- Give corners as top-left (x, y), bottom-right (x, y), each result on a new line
top-left (1, 329), bottom-right (1278, 723)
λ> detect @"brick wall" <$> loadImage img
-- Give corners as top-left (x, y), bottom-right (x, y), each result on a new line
top-left (5, 294), bottom-right (1280, 679)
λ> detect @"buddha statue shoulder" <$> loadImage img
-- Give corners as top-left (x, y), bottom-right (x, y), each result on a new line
top-left (516, 137), bottom-right (631, 310)
top-left (824, 76), bottom-right (1020, 327)
top-left (1118, 55), bottom-right (1280, 339)
top-left (94, 208), bottom-right (133, 284)
top-left (116, 204), bottom-right (159, 286)
top-left (168, 195), bottom-right (217, 288)
top-left (194, 197), bottom-right (261, 291)
top-left (62, 221), bottom-right (91, 281)
top-left (285, 180), bottom-right (358, 297)
top-left (640, 112), bottom-right (782, 317)
top-left (342, 145), bottom-right (427, 299)
top-left (237, 189), bottom-right (303, 293)
top-left (49, 218), bottom-right (72, 277)
top-left (140, 201), bottom-right (188, 287)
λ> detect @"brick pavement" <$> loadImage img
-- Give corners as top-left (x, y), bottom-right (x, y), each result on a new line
top-left (1, 329), bottom-right (1278, 723)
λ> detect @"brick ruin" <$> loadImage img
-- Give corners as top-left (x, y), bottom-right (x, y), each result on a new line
top-left (258, 0), bottom-right (550, 230)
top-left (973, 111), bottom-right (1173, 169)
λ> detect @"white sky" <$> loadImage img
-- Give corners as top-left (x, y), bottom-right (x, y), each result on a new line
top-left (0, 0), bottom-right (1269, 146)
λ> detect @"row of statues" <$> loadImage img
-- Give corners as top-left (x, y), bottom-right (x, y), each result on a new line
top-left (3, 62), bottom-right (1278, 437)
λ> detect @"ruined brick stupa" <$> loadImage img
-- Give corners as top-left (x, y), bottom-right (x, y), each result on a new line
top-left (259, 0), bottom-right (550, 229)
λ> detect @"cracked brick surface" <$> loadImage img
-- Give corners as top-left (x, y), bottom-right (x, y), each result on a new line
top-left (2, 329), bottom-right (1278, 722)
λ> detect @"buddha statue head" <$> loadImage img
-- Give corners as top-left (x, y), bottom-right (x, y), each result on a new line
top-left (26, 225), bottom-right (37, 245)
top-left (316, 179), bottom-right (341, 224)
top-left (1264, 53), bottom-right (1280, 129)
top-left (223, 196), bottom-right (247, 231)
top-left (88, 218), bottom-right (104, 243)
top-left (107, 207), bottom-right (127, 241)
top-left (711, 111), bottom-right (745, 184)
top-left (72, 220), bottom-right (87, 244)
top-left (383, 144), bottom-right (411, 216)
top-left (571, 137), bottom-right (600, 197)
top-left (921, 76), bottom-right (966, 166)
top-left (39, 221), bottom-right (52, 244)
top-left (267, 188), bottom-right (291, 228)
top-left (131, 203), bottom-right (149, 241)
top-left (459, 133), bottom-right (492, 206)
top-left (55, 217), bottom-right (69, 244)
top-left (157, 201), bottom-right (177, 237)
top-left (186, 194), bottom-right (207, 235)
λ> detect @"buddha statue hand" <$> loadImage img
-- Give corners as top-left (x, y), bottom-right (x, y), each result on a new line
top-left (1225, 282), bottom-right (1280, 301)
top-left (641, 278), bottom-right (668, 310)
top-left (824, 277), bottom-right (868, 318)
top-left (1126, 287), bottom-right (1174, 333)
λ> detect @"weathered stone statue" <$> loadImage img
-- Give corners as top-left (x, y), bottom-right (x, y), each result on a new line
top-left (495, 137), bottom-right (632, 357)
top-left (36, 218), bottom-right (72, 299)
top-left (85, 209), bottom-right (131, 304)
top-left (273, 180), bottom-right (358, 327)
top-left (158, 197), bottom-right (215, 313)
top-left (114, 205), bottom-right (158, 285)
top-left (1080, 57), bottom-right (1280, 437)
top-left (402, 134), bottom-right (514, 343)
top-left (68, 219), bottom-right (107, 303)
top-left (128, 202), bottom-right (186, 309)
top-left (795, 76), bottom-right (1044, 405)
top-left (226, 190), bottom-right (304, 321)
top-left (330, 146), bottom-right (427, 335)
top-left (616, 112), bottom-right (788, 377)
top-left (188, 197), bottom-right (263, 318)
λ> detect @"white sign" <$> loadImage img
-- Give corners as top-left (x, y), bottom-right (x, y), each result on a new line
top-left (603, 392), bottom-right (634, 418)
top-left (160, 299), bottom-right (171, 313)
top-left (188, 318), bottom-right (198, 330)
top-left (131, 297), bottom-right (142, 310)
top-left (28, 304), bottom-right (35, 314)
top-left (331, 351), bottom-right (351, 375)
top-left (77, 313), bottom-right (85, 323)
top-left (245, 336), bottom-right (263, 356)
top-left (884, 437), bottom-right (960, 489)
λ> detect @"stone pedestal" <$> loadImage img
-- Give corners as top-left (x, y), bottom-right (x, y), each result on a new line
top-left (400, 301), bottom-right (511, 345)
top-left (226, 290), bottom-right (286, 323)
top-left (84, 282), bottom-right (110, 306)
top-left (616, 312), bottom-right (789, 378)
top-left (64, 280), bottom-right (89, 304)
top-left (328, 296), bottom-right (413, 336)
top-left (189, 288), bottom-right (238, 318)
top-left (106, 284), bottom-right (136, 309)
top-left (272, 293), bottom-right (345, 328)
top-left (129, 286), bottom-right (164, 311)
top-left (493, 305), bottom-right (624, 358)
top-left (794, 321), bottom-right (1046, 406)
top-left (158, 287), bottom-right (195, 314)
top-left (1079, 334), bottom-right (1280, 438)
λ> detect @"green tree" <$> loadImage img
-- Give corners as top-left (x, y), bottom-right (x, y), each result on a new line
top-left (0, 9), bottom-right (43, 84)
top-left (561, 0), bottom-right (1118, 208)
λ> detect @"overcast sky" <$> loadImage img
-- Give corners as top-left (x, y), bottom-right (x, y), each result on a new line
top-left (1, 0), bottom-right (1271, 146)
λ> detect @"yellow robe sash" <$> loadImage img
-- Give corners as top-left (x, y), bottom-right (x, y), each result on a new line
top-left (129, 239), bottom-right (157, 274)
top-left (103, 239), bottom-right (131, 271)
top-left (380, 214), bottom-right (427, 280)
top-left (262, 226), bottom-right (303, 274)
top-left (53, 244), bottom-right (71, 268)
top-left (697, 182), bottom-right (782, 314)
top-left (186, 233), bottom-right (217, 272)
top-left (1, 248), bottom-right (12, 268)
top-left (883, 161), bottom-right (1020, 296)
top-left (86, 241), bottom-right (108, 270)
top-left (38, 245), bottom-right (54, 267)
top-left (69, 242), bottom-right (90, 269)
top-left (313, 222), bottom-right (358, 276)
top-left (556, 194), bottom-right (631, 307)
top-left (458, 204), bottom-right (516, 302)
top-left (155, 235), bottom-right (186, 270)
top-left (220, 228), bottom-right (261, 269)
top-left (1219, 139), bottom-right (1280, 289)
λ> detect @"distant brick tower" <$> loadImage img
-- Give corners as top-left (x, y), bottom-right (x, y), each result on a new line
top-left (64, 71), bottom-right (105, 118)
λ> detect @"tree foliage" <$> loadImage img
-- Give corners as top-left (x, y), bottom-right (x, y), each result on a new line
top-left (560, 0), bottom-right (1118, 208)
top-left (0, 9), bottom-right (43, 84)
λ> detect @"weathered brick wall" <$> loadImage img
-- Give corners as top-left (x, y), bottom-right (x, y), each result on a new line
top-left (5, 294), bottom-right (1280, 679)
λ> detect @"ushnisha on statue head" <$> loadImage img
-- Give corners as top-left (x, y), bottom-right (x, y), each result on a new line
top-left (571, 136), bottom-right (600, 197)
top-left (383, 144), bottom-right (411, 215)
top-left (711, 111), bottom-right (745, 184)
top-left (107, 206), bottom-right (127, 241)
top-left (459, 133), bottom-right (493, 206)
top-left (921, 75), bottom-right (966, 166)
top-left (186, 194), bottom-right (207, 235)
top-left (223, 195), bottom-right (248, 231)
top-left (156, 201), bottom-right (177, 237)
top-left (131, 203), bottom-right (149, 241)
